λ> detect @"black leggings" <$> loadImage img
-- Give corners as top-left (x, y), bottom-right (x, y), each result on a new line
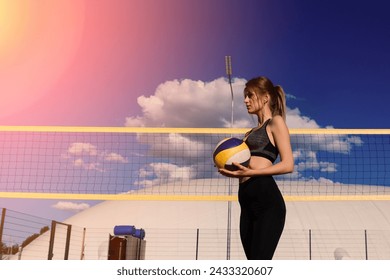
top-left (238, 176), bottom-right (286, 260)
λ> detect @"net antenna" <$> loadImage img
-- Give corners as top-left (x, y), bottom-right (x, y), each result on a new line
top-left (225, 55), bottom-right (234, 127)
top-left (225, 55), bottom-right (234, 260)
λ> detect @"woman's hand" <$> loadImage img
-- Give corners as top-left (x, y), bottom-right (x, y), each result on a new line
top-left (218, 162), bottom-right (253, 178)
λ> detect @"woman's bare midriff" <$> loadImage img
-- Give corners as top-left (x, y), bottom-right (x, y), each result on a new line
top-left (240, 156), bottom-right (273, 183)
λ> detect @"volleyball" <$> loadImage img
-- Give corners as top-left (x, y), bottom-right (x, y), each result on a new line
top-left (213, 137), bottom-right (251, 171)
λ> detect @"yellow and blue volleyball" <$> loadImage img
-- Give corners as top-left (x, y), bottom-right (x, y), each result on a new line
top-left (213, 137), bottom-right (251, 171)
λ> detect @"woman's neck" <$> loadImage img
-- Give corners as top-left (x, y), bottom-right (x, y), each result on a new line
top-left (257, 113), bottom-right (272, 127)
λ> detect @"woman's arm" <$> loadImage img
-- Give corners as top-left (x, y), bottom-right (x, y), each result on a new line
top-left (219, 116), bottom-right (294, 178)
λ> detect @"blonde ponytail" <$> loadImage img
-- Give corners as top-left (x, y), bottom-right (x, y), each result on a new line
top-left (273, 85), bottom-right (287, 120)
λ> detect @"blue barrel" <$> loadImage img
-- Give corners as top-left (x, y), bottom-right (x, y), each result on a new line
top-left (114, 225), bottom-right (135, 236)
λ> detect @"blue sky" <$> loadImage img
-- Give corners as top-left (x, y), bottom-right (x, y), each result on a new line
top-left (1, 0), bottom-right (390, 221)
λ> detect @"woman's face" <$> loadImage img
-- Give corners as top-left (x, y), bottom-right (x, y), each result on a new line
top-left (244, 89), bottom-right (262, 114)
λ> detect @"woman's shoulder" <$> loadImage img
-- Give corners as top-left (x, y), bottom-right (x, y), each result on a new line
top-left (269, 115), bottom-right (288, 132)
top-left (269, 115), bottom-right (285, 126)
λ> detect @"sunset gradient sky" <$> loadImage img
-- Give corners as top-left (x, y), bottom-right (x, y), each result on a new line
top-left (1, 0), bottom-right (390, 128)
top-left (1, 0), bottom-right (390, 220)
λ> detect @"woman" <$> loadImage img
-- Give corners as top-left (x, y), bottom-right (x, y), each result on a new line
top-left (219, 76), bottom-right (294, 260)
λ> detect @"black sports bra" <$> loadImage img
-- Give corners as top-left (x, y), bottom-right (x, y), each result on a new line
top-left (244, 119), bottom-right (279, 163)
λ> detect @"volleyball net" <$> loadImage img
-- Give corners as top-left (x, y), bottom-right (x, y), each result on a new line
top-left (0, 126), bottom-right (389, 201)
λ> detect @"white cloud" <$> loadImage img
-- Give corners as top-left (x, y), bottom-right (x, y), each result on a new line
top-left (304, 177), bottom-right (337, 185)
top-left (125, 77), bottom-right (324, 129)
top-left (73, 158), bottom-right (103, 172)
top-left (292, 149), bottom-right (337, 175)
top-left (139, 133), bottom-right (209, 159)
top-left (63, 142), bottom-right (128, 172)
top-left (125, 78), bottom-right (251, 128)
top-left (293, 134), bottom-right (364, 156)
top-left (68, 143), bottom-right (98, 156)
top-left (52, 201), bottom-right (90, 212)
top-left (104, 152), bottom-right (128, 163)
top-left (136, 162), bottom-right (195, 188)
top-left (150, 162), bottom-right (193, 180)
top-left (286, 93), bottom-right (297, 100)
top-left (320, 135), bottom-right (363, 154)
top-left (123, 77), bottom-right (364, 185)
top-left (286, 108), bottom-right (320, 128)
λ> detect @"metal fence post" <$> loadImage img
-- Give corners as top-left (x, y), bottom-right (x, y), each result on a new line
top-left (80, 228), bottom-right (86, 260)
top-left (195, 228), bottom-right (199, 260)
top-left (0, 208), bottom-right (6, 260)
top-left (48, 220), bottom-right (56, 260)
top-left (64, 224), bottom-right (72, 260)
top-left (18, 246), bottom-right (23, 260)
top-left (48, 221), bottom-right (72, 260)
top-left (364, 229), bottom-right (368, 260)
top-left (309, 229), bottom-right (312, 260)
